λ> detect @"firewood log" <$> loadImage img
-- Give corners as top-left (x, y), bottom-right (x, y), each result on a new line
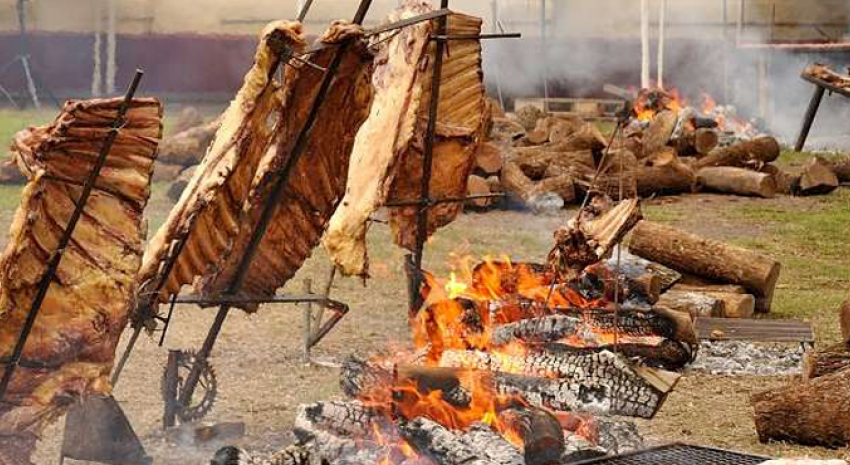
top-left (629, 221), bottom-right (781, 313)
top-left (798, 156), bottom-right (839, 196)
top-left (760, 164), bottom-right (800, 195)
top-left (656, 290), bottom-right (722, 318)
top-left (475, 142), bottom-right (504, 175)
top-left (642, 110), bottom-right (678, 157)
top-left (440, 349), bottom-right (680, 419)
top-left (693, 136), bottom-right (781, 170)
top-left (824, 156), bottom-right (850, 183)
top-left (490, 117), bottom-right (525, 143)
top-left (502, 159), bottom-right (575, 204)
top-left (672, 128), bottom-right (719, 157)
top-left (157, 118), bottom-right (220, 167)
top-left (525, 124), bottom-right (606, 153)
top-left (841, 300), bottom-right (850, 345)
top-left (486, 175), bottom-right (502, 194)
top-left (498, 406), bottom-right (565, 465)
top-left (514, 149), bottom-right (594, 179)
top-left (400, 417), bottom-right (524, 465)
top-left (467, 175), bottom-right (492, 208)
top-left (515, 106), bottom-right (546, 131)
top-left (752, 367), bottom-right (850, 447)
top-left (294, 400), bottom-right (390, 463)
top-left (634, 159), bottom-right (696, 197)
top-left (671, 283), bottom-right (748, 294)
top-left (696, 166), bottom-right (777, 198)
top-left (803, 343), bottom-right (850, 380)
top-left (549, 198), bottom-right (642, 281)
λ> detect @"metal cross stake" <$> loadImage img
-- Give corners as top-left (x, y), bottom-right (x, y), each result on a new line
top-left (0, 70), bottom-right (145, 402)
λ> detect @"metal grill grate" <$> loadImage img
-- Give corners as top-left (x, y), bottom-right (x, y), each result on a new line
top-left (569, 443), bottom-right (771, 465)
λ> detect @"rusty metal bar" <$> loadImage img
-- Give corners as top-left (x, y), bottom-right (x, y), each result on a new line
top-left (0, 70), bottom-right (144, 402)
top-left (386, 193), bottom-right (505, 208)
top-left (410, 0), bottom-right (450, 318)
top-left (175, 0), bottom-right (373, 414)
top-left (297, 0), bottom-right (315, 22)
top-left (794, 84), bottom-right (826, 152)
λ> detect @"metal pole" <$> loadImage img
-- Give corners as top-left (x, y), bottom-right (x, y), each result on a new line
top-left (297, 0), bottom-right (315, 22)
top-left (17, 0), bottom-right (40, 109)
top-left (540, 0), bottom-right (549, 109)
top-left (794, 85), bottom-right (825, 152)
top-left (176, 0), bottom-right (374, 412)
top-left (410, 0), bottom-right (449, 317)
top-left (490, 0), bottom-right (505, 111)
top-left (106, 0), bottom-right (117, 94)
top-left (0, 70), bottom-right (144, 402)
top-left (302, 279), bottom-right (312, 362)
top-left (736, 0), bottom-right (744, 46)
top-left (657, 0), bottom-right (667, 88)
top-left (640, 0), bottom-right (650, 89)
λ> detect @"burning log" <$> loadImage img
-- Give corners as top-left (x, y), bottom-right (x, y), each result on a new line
top-left (440, 349), bottom-right (680, 419)
top-left (294, 400), bottom-right (391, 464)
top-left (629, 221), bottom-right (781, 313)
top-left (400, 418), bottom-right (524, 465)
top-left (656, 291), bottom-right (721, 318)
top-left (498, 405), bottom-right (565, 465)
top-left (696, 167), bottom-right (777, 198)
top-left (549, 198), bottom-right (642, 281)
top-left (693, 136), bottom-right (780, 170)
top-left (797, 156), bottom-right (839, 196)
top-left (752, 367), bottom-right (850, 447)
top-left (803, 343), bottom-right (850, 380)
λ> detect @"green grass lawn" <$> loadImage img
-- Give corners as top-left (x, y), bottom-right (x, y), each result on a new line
top-left (0, 109), bottom-right (56, 159)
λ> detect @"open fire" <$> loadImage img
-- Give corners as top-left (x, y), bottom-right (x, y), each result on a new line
top-left (630, 87), bottom-right (761, 141)
top-left (289, 199), bottom-right (695, 465)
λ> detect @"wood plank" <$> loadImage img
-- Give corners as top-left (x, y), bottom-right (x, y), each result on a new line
top-left (694, 317), bottom-right (814, 342)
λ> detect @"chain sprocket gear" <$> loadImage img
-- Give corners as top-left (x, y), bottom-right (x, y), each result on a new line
top-left (160, 349), bottom-right (218, 423)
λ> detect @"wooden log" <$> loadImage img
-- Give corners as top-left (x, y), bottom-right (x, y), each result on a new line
top-left (152, 161), bottom-right (185, 182)
top-left (549, 198), bottom-right (642, 281)
top-left (157, 118), bottom-right (220, 166)
top-left (760, 164), bottom-right (800, 195)
top-left (751, 367), bottom-right (850, 447)
top-left (490, 117), bottom-right (525, 143)
top-left (629, 221), bottom-right (781, 313)
top-left (514, 149), bottom-right (594, 180)
top-left (696, 166), bottom-right (777, 198)
top-left (825, 156), bottom-right (850, 183)
top-left (486, 176), bottom-right (502, 194)
top-left (668, 284), bottom-right (754, 318)
top-left (400, 417), bottom-right (524, 465)
top-left (693, 136), bottom-right (781, 170)
top-left (656, 290), bottom-right (722, 318)
top-left (671, 283), bottom-right (748, 294)
top-left (642, 110), bottom-right (678, 157)
top-left (634, 160), bottom-right (696, 197)
top-left (798, 156), bottom-right (839, 196)
top-left (502, 159), bottom-right (536, 202)
top-left (497, 406), bottom-right (565, 465)
top-left (475, 142), bottom-right (504, 175)
top-left (803, 343), bottom-right (850, 380)
top-left (171, 107), bottom-right (204, 134)
top-left (711, 292), bottom-right (755, 319)
top-left (673, 128), bottom-right (719, 157)
top-left (536, 174), bottom-right (577, 203)
top-left (841, 300), bottom-right (850, 345)
top-left (0, 158), bottom-right (25, 185)
top-left (467, 175), bottom-right (492, 208)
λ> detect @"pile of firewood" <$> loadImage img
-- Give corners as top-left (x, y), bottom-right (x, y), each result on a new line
top-left (155, 107), bottom-right (220, 190)
top-left (751, 300), bottom-right (850, 448)
top-left (467, 90), bottom-right (849, 211)
top-left (625, 220), bottom-right (781, 316)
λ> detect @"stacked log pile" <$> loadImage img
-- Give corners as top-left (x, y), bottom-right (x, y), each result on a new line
top-left (470, 89), bottom-right (846, 211)
top-left (627, 220), bottom-right (781, 314)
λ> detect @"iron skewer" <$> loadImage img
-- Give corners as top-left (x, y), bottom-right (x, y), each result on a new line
top-left (0, 70), bottom-right (145, 402)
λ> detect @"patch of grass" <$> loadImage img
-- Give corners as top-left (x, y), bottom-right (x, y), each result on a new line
top-left (776, 150), bottom-right (850, 171)
top-left (0, 109), bottom-right (56, 159)
top-left (642, 202), bottom-right (686, 223)
top-left (729, 190), bottom-right (850, 341)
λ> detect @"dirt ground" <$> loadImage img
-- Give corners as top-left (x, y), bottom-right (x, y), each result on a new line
top-left (0, 186), bottom-right (833, 464)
